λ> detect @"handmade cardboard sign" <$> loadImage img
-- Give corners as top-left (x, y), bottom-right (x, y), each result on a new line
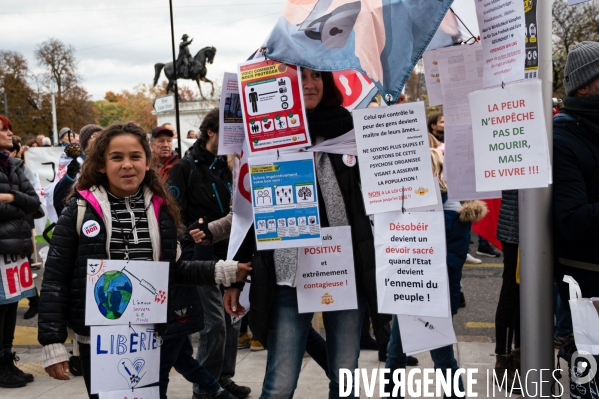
top-left (353, 102), bottom-right (437, 214)
top-left (85, 260), bottom-right (169, 326)
top-left (374, 211), bottom-right (449, 318)
top-left (90, 325), bottom-right (160, 394)
top-left (469, 80), bottom-right (550, 191)
top-left (238, 58), bottom-right (310, 154)
top-left (248, 151), bottom-right (322, 250)
top-left (296, 226), bottom-right (358, 313)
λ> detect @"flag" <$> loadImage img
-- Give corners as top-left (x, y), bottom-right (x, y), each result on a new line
top-left (264, 0), bottom-right (454, 103)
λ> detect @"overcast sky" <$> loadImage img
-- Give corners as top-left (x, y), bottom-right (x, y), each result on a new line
top-left (0, 0), bottom-right (286, 100)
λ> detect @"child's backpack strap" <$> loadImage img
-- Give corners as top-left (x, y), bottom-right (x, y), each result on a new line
top-left (76, 199), bottom-right (86, 236)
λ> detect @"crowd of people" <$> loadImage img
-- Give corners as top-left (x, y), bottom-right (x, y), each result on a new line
top-left (0, 42), bottom-right (597, 399)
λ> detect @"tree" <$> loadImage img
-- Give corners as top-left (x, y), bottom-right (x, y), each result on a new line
top-left (34, 38), bottom-right (79, 96)
top-left (0, 51), bottom-right (50, 137)
top-left (552, 0), bottom-right (599, 98)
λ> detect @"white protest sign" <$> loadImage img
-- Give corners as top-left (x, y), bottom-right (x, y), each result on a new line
top-left (445, 125), bottom-right (501, 201)
top-left (475, 0), bottom-right (526, 87)
top-left (438, 43), bottom-right (483, 127)
top-left (25, 147), bottom-right (65, 188)
top-left (91, 324), bottom-right (160, 394)
top-left (296, 226), bottom-right (358, 313)
top-left (398, 311), bottom-right (457, 355)
top-left (0, 254), bottom-right (35, 300)
top-left (374, 211), bottom-right (449, 318)
top-left (353, 102), bottom-right (437, 214)
top-left (85, 260), bottom-right (169, 326)
top-left (227, 144), bottom-right (254, 259)
top-left (248, 151), bottom-right (322, 250)
top-left (99, 386), bottom-right (160, 399)
top-left (219, 72), bottom-right (245, 155)
top-left (422, 49), bottom-right (443, 106)
top-left (469, 80), bottom-right (550, 191)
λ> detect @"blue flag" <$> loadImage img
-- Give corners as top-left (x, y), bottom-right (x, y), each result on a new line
top-left (264, 0), bottom-right (454, 103)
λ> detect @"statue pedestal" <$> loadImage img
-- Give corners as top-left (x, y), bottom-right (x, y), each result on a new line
top-left (153, 99), bottom-right (218, 137)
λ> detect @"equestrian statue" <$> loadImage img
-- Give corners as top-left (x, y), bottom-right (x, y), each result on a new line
top-left (153, 34), bottom-right (217, 99)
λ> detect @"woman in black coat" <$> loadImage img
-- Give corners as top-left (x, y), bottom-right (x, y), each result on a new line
top-left (0, 115), bottom-right (41, 388)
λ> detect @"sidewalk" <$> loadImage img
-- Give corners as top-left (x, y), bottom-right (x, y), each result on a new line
top-left (2, 340), bottom-right (555, 399)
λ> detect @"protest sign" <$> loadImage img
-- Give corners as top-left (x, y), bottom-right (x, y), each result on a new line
top-left (475, 0), bottom-right (526, 87)
top-left (248, 151), bottom-right (321, 250)
top-left (85, 260), bottom-right (169, 326)
top-left (332, 70), bottom-right (376, 111)
top-left (469, 80), bottom-right (550, 191)
top-left (25, 147), bottom-right (65, 188)
top-left (524, 0), bottom-right (539, 79)
top-left (445, 125), bottom-right (501, 201)
top-left (0, 254), bottom-right (35, 300)
top-left (374, 211), bottom-right (449, 318)
top-left (99, 386), bottom-right (159, 399)
top-left (227, 144), bottom-right (254, 259)
top-left (398, 311), bottom-right (457, 355)
top-left (422, 49), bottom-right (443, 106)
top-left (238, 58), bottom-right (310, 154)
top-left (353, 102), bottom-right (437, 214)
top-left (219, 72), bottom-right (245, 155)
top-left (296, 226), bottom-right (357, 313)
top-left (438, 43), bottom-right (483, 127)
top-left (90, 324), bottom-right (160, 394)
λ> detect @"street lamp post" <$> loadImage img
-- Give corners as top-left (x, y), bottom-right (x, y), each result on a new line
top-left (0, 89), bottom-right (7, 117)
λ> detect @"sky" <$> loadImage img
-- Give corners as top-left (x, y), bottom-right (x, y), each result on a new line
top-left (0, 0), bottom-right (286, 100)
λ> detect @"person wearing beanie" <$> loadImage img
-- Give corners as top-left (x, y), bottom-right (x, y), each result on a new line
top-left (78, 124), bottom-right (102, 154)
top-left (553, 40), bottom-right (599, 303)
top-left (58, 127), bottom-right (76, 147)
top-left (53, 124), bottom-right (103, 216)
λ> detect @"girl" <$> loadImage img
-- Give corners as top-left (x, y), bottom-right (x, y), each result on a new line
top-left (0, 115), bottom-right (40, 388)
top-left (384, 149), bottom-right (488, 398)
top-left (38, 122), bottom-right (251, 398)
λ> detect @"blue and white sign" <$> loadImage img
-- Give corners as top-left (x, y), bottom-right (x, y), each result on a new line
top-left (91, 324), bottom-right (161, 394)
top-left (249, 151), bottom-right (322, 250)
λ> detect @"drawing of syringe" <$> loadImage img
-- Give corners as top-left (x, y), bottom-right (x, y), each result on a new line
top-left (414, 317), bottom-right (447, 337)
top-left (121, 267), bottom-right (157, 295)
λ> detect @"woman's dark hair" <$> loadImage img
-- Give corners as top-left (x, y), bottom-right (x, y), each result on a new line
top-left (199, 108), bottom-right (219, 146)
top-left (427, 112), bottom-right (443, 134)
top-left (74, 122), bottom-right (181, 228)
top-left (11, 137), bottom-right (20, 155)
top-left (317, 71), bottom-right (344, 109)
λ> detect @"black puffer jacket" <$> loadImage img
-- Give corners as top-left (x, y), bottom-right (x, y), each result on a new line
top-left (0, 157), bottom-right (40, 256)
top-left (496, 190), bottom-right (519, 244)
top-left (38, 190), bottom-right (218, 346)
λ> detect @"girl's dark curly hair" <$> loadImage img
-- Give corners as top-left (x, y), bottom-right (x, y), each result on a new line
top-left (74, 122), bottom-right (181, 228)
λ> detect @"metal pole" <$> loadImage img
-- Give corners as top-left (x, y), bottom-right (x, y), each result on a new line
top-left (2, 91), bottom-right (7, 117)
top-left (519, 0), bottom-right (554, 396)
top-left (168, 0), bottom-right (182, 154)
top-left (51, 88), bottom-right (58, 145)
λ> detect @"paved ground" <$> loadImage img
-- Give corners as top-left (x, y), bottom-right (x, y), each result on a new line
top-left (6, 238), bottom-right (567, 398)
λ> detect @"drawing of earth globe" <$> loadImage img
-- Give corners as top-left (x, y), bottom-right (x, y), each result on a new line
top-left (94, 271), bottom-right (133, 320)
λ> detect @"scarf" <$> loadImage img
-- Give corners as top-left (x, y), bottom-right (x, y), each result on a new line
top-left (563, 95), bottom-right (599, 137)
top-left (0, 151), bottom-right (10, 172)
top-left (306, 105), bottom-right (354, 140)
top-left (273, 106), bottom-right (352, 286)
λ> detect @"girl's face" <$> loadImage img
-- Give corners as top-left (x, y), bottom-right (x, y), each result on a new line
top-left (302, 68), bottom-right (324, 111)
top-left (99, 134), bottom-right (150, 198)
top-left (0, 120), bottom-right (13, 151)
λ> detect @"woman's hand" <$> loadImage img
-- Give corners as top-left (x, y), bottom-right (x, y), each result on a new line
top-left (236, 262), bottom-right (252, 283)
top-left (0, 193), bottom-right (15, 203)
top-left (189, 218), bottom-right (210, 244)
top-left (45, 361), bottom-right (71, 380)
top-left (223, 287), bottom-right (245, 317)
